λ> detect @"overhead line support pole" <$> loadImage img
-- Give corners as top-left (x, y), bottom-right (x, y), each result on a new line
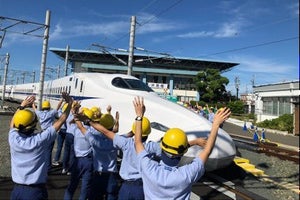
top-left (1, 53), bottom-right (9, 108)
top-left (127, 16), bottom-right (136, 76)
top-left (38, 10), bottom-right (50, 110)
top-left (64, 45), bottom-right (69, 76)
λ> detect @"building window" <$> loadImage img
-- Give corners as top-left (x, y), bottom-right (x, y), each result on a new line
top-left (263, 97), bottom-right (291, 116)
top-left (278, 97), bottom-right (291, 115)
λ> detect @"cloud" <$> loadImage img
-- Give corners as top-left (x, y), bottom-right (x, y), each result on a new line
top-left (50, 20), bottom-right (129, 40)
top-left (135, 12), bottom-right (180, 34)
top-left (214, 21), bottom-right (240, 38)
top-left (49, 12), bottom-right (179, 41)
top-left (229, 55), bottom-right (294, 74)
top-left (288, 1), bottom-right (299, 16)
top-left (176, 18), bottom-right (243, 39)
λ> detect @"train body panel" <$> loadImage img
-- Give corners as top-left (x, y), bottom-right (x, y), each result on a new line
top-left (2, 72), bottom-right (236, 171)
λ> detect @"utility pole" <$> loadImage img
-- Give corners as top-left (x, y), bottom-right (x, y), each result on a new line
top-left (32, 70), bottom-right (36, 83)
top-left (38, 10), bottom-right (50, 110)
top-left (235, 76), bottom-right (240, 101)
top-left (1, 53), bottom-right (9, 108)
top-left (57, 65), bottom-right (60, 78)
top-left (64, 45), bottom-right (69, 76)
top-left (127, 16), bottom-right (136, 76)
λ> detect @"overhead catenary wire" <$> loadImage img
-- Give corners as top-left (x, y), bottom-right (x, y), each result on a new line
top-left (109, 0), bottom-right (183, 46)
top-left (200, 36), bottom-right (299, 57)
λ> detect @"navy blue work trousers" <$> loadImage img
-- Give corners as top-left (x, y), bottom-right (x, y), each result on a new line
top-left (91, 172), bottom-right (119, 200)
top-left (11, 184), bottom-right (48, 200)
top-left (64, 155), bottom-right (93, 200)
top-left (62, 133), bottom-right (74, 172)
top-left (118, 179), bottom-right (144, 200)
top-left (54, 129), bottom-right (67, 162)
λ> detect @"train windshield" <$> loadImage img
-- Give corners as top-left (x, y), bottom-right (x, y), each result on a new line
top-left (112, 77), bottom-right (154, 92)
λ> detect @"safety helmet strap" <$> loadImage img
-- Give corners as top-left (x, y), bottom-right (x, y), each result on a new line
top-left (161, 140), bottom-right (187, 155)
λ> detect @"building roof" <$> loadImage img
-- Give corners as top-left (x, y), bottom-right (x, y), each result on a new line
top-left (50, 47), bottom-right (239, 74)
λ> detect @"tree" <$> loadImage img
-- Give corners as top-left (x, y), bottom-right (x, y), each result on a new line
top-left (193, 69), bottom-right (229, 102)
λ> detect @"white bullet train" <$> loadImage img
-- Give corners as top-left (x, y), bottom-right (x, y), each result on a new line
top-left (3, 72), bottom-right (236, 171)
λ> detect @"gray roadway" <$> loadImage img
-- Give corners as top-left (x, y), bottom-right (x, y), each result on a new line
top-left (222, 121), bottom-right (299, 148)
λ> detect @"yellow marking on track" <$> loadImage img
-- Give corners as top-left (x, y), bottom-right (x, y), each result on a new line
top-left (234, 156), bottom-right (266, 176)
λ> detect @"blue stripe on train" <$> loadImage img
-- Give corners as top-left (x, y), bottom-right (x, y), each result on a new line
top-left (6, 91), bottom-right (101, 101)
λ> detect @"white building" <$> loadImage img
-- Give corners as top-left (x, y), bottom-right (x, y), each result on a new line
top-left (253, 81), bottom-right (299, 131)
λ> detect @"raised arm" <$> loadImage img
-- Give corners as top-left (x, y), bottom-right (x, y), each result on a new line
top-left (133, 96), bottom-right (146, 154)
top-left (32, 102), bottom-right (37, 111)
top-left (74, 120), bottom-right (88, 135)
top-left (106, 105), bottom-right (112, 114)
top-left (188, 137), bottom-right (207, 148)
top-left (52, 93), bottom-right (73, 132)
top-left (56, 98), bottom-right (64, 111)
top-left (112, 111), bottom-right (119, 133)
top-left (10, 95), bottom-right (36, 128)
top-left (199, 107), bottom-right (231, 163)
top-left (75, 112), bottom-right (116, 140)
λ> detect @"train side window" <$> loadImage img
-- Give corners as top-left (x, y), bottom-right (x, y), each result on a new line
top-left (75, 78), bottom-right (78, 89)
top-left (69, 86), bottom-right (71, 93)
top-left (80, 81), bottom-right (83, 92)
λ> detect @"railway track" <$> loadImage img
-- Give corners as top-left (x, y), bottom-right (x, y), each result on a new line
top-left (196, 172), bottom-right (268, 200)
top-left (231, 133), bottom-right (299, 164)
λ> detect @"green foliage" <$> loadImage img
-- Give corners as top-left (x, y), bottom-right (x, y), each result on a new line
top-left (256, 114), bottom-right (293, 133)
top-left (227, 100), bottom-right (244, 114)
top-left (194, 69), bottom-right (229, 102)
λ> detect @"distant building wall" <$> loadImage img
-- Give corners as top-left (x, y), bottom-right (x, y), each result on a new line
top-left (253, 81), bottom-right (300, 128)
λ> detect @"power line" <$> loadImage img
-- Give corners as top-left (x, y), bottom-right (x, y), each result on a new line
top-left (138, 0), bottom-right (183, 27)
top-left (200, 36), bottom-right (299, 57)
top-left (109, 0), bottom-right (183, 46)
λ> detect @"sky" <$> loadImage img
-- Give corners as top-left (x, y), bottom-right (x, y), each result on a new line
top-left (0, 0), bottom-right (299, 95)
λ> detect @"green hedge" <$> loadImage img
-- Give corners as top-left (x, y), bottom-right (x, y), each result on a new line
top-left (256, 114), bottom-right (293, 133)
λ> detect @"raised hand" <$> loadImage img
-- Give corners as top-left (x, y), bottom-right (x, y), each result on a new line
top-left (213, 107), bottom-right (231, 127)
top-left (133, 96), bottom-right (145, 117)
top-left (21, 95), bottom-right (36, 107)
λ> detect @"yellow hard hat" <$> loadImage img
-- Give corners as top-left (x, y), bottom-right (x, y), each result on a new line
top-left (91, 106), bottom-right (101, 121)
top-left (13, 109), bottom-right (37, 132)
top-left (83, 109), bottom-right (94, 120)
top-left (99, 113), bottom-right (115, 129)
top-left (91, 106), bottom-right (101, 114)
top-left (132, 117), bottom-right (151, 137)
top-left (217, 107), bottom-right (224, 114)
top-left (160, 128), bottom-right (188, 156)
top-left (42, 100), bottom-right (50, 109)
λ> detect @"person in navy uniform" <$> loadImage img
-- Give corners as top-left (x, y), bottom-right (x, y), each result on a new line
top-left (75, 107), bottom-right (120, 200)
top-left (133, 96), bottom-right (231, 200)
top-left (32, 98), bottom-right (63, 170)
top-left (64, 107), bottom-right (94, 200)
top-left (61, 102), bottom-right (77, 175)
top-left (52, 102), bottom-right (68, 166)
top-left (9, 93), bottom-right (73, 200)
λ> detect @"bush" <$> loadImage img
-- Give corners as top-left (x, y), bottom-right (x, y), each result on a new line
top-left (256, 114), bottom-right (293, 133)
top-left (227, 100), bottom-right (244, 114)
